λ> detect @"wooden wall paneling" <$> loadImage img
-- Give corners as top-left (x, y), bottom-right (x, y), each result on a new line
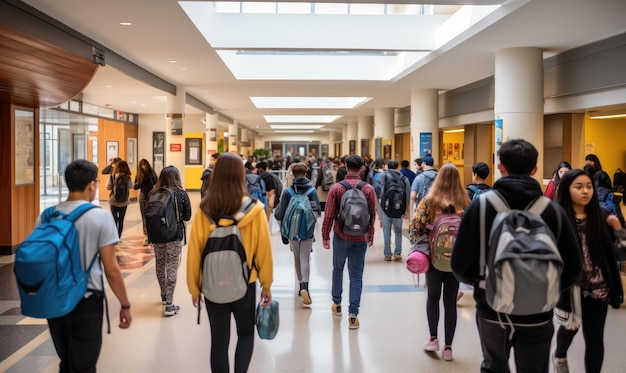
top-left (0, 24), bottom-right (97, 107)
top-left (0, 103), bottom-right (12, 250)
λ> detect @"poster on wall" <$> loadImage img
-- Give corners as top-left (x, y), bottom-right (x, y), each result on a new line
top-left (349, 140), bottom-right (356, 155)
top-left (442, 143), bottom-right (448, 160)
top-left (153, 132), bottom-right (165, 174)
top-left (15, 109), bottom-right (35, 185)
top-left (419, 132), bottom-right (432, 157)
top-left (321, 144), bottom-right (329, 158)
top-left (106, 141), bottom-right (119, 161)
top-left (383, 145), bottom-right (392, 161)
top-left (454, 143), bottom-right (460, 160)
top-left (185, 138), bottom-right (202, 165)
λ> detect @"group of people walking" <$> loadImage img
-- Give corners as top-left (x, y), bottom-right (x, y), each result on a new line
top-left (29, 140), bottom-right (625, 373)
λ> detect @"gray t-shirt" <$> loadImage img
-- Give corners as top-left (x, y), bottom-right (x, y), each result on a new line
top-left (35, 200), bottom-right (120, 291)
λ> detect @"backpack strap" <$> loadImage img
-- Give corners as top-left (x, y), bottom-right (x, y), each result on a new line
top-left (286, 187), bottom-right (296, 197)
top-left (478, 190), bottom-right (509, 279)
top-left (467, 184), bottom-right (480, 195)
top-left (66, 203), bottom-right (100, 223)
top-left (526, 196), bottom-right (562, 241)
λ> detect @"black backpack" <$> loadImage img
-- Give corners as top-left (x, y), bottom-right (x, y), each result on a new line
top-left (382, 171), bottom-right (407, 218)
top-left (337, 181), bottom-right (371, 236)
top-left (113, 174), bottom-right (130, 203)
top-left (145, 187), bottom-right (180, 243)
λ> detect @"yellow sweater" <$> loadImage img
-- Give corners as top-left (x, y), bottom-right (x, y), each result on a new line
top-left (186, 199), bottom-right (274, 300)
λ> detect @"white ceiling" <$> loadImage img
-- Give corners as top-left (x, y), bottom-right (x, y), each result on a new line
top-left (21, 0), bottom-right (626, 134)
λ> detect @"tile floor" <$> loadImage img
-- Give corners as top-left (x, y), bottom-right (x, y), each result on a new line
top-left (1, 191), bottom-right (626, 372)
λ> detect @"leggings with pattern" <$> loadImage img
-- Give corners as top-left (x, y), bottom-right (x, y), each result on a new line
top-left (153, 241), bottom-right (182, 305)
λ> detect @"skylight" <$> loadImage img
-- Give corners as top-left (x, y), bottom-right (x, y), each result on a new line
top-left (265, 115), bottom-right (342, 123)
top-left (270, 124), bottom-right (325, 129)
top-left (251, 97), bottom-right (369, 109)
top-left (179, 2), bottom-right (501, 81)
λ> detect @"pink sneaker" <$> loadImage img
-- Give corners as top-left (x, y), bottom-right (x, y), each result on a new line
top-left (442, 347), bottom-right (453, 361)
top-left (423, 337), bottom-right (439, 352)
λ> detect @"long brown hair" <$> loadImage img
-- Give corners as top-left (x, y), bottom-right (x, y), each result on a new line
top-left (114, 160), bottom-right (131, 175)
top-left (137, 158), bottom-right (157, 183)
top-left (150, 166), bottom-right (183, 195)
top-left (426, 163), bottom-right (469, 217)
top-left (200, 152), bottom-right (247, 220)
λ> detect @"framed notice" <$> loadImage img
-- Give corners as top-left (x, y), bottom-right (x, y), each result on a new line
top-left (321, 144), bottom-right (329, 158)
top-left (127, 138), bottom-right (137, 166)
top-left (361, 139), bottom-right (370, 157)
top-left (153, 132), bottom-right (165, 174)
top-left (106, 141), bottom-right (119, 161)
top-left (185, 138), bottom-right (202, 165)
top-left (15, 109), bottom-right (35, 185)
top-left (349, 140), bottom-right (356, 155)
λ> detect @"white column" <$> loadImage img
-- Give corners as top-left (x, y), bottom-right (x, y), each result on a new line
top-left (410, 89), bottom-right (438, 164)
top-left (205, 112), bottom-right (218, 165)
top-left (166, 87), bottom-right (186, 182)
top-left (358, 115), bottom-right (374, 157)
top-left (342, 124), bottom-right (348, 156)
top-left (374, 108), bottom-right (394, 159)
top-left (240, 128), bottom-right (250, 156)
top-left (494, 47), bottom-right (543, 181)
top-left (229, 121), bottom-right (238, 154)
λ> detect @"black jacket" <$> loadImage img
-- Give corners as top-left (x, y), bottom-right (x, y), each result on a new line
top-left (451, 175), bottom-right (583, 324)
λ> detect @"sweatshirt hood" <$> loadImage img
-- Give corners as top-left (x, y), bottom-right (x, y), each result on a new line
top-left (291, 177), bottom-right (314, 192)
top-left (492, 175), bottom-right (543, 209)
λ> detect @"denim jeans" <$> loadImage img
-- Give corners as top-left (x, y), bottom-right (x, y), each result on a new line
top-left (381, 213), bottom-right (403, 257)
top-left (331, 235), bottom-right (367, 315)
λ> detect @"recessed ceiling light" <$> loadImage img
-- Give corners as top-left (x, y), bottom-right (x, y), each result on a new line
top-left (169, 60), bottom-right (177, 64)
top-left (265, 115), bottom-right (341, 123)
top-left (104, 85), bottom-right (112, 88)
top-left (252, 97), bottom-right (369, 109)
top-left (180, 67), bottom-right (188, 71)
top-left (270, 124), bottom-right (324, 130)
top-left (119, 22), bottom-right (132, 26)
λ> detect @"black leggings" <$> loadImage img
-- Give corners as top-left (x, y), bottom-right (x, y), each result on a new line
top-left (205, 283), bottom-right (256, 373)
top-left (110, 205), bottom-right (127, 238)
top-left (425, 265), bottom-right (459, 345)
top-left (555, 295), bottom-right (608, 373)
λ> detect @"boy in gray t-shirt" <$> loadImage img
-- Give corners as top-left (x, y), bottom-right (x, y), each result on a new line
top-left (38, 160), bottom-right (132, 371)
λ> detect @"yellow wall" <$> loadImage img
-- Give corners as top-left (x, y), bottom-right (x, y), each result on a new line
top-left (584, 116), bottom-right (626, 177)
top-left (184, 132), bottom-right (205, 190)
top-left (442, 131), bottom-right (465, 182)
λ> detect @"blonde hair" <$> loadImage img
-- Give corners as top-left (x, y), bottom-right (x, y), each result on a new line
top-left (426, 163), bottom-right (470, 217)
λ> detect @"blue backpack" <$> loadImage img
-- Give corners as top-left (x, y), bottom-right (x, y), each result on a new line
top-left (281, 187), bottom-right (317, 241)
top-left (246, 174), bottom-right (268, 209)
top-left (14, 203), bottom-right (100, 318)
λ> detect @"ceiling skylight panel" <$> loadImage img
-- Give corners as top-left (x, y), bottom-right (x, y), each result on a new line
top-left (251, 96), bottom-right (369, 109)
top-left (265, 115), bottom-right (341, 123)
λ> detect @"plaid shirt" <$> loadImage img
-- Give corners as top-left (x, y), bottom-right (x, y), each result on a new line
top-left (322, 174), bottom-right (376, 243)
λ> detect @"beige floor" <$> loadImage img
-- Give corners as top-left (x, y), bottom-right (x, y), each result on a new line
top-left (3, 191), bottom-right (626, 373)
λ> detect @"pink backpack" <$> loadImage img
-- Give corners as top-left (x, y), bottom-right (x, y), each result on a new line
top-left (427, 212), bottom-right (461, 272)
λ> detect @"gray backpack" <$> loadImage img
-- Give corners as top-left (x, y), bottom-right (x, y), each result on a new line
top-left (337, 181), bottom-right (371, 236)
top-left (201, 198), bottom-right (255, 304)
top-left (479, 190), bottom-right (562, 315)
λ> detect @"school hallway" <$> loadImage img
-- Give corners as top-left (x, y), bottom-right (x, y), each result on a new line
top-left (1, 191), bottom-right (626, 373)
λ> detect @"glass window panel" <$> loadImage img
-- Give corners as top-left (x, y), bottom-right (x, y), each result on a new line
top-left (314, 3), bottom-right (348, 14)
top-left (242, 2), bottom-right (276, 13)
top-left (214, 2), bottom-right (241, 13)
top-left (277, 2), bottom-right (311, 14)
top-left (350, 3), bottom-right (385, 15)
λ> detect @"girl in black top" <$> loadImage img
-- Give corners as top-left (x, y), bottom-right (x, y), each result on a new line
top-left (553, 169), bottom-right (623, 373)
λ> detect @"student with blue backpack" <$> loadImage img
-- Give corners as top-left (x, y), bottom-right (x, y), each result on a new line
top-left (410, 163), bottom-right (469, 361)
top-left (275, 162), bottom-right (321, 306)
top-left (16, 160), bottom-right (132, 372)
top-left (466, 162), bottom-right (491, 202)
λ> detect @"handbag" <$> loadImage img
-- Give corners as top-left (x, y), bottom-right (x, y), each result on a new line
top-left (256, 300), bottom-right (279, 340)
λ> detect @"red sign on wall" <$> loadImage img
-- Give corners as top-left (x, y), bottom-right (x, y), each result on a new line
top-left (170, 143), bottom-right (182, 152)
